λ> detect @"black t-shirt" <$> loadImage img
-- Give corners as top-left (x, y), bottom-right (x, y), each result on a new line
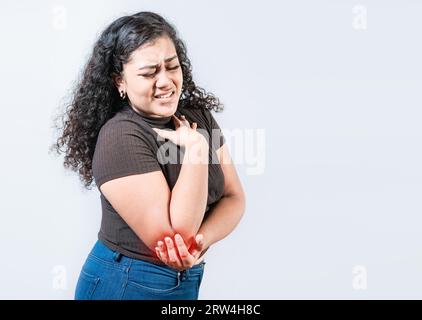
top-left (92, 101), bottom-right (226, 265)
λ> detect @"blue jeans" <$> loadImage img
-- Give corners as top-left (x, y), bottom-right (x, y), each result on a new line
top-left (74, 240), bottom-right (206, 300)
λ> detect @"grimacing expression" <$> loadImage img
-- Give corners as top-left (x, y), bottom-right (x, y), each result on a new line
top-left (115, 36), bottom-right (183, 118)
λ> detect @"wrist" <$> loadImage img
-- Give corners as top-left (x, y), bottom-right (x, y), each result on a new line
top-left (184, 138), bottom-right (209, 164)
top-left (185, 134), bottom-right (208, 150)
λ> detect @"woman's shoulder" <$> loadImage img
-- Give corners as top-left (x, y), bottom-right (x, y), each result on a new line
top-left (96, 109), bottom-right (154, 149)
top-left (99, 108), bottom-right (145, 134)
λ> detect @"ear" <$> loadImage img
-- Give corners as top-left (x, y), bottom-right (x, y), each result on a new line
top-left (112, 73), bottom-right (125, 92)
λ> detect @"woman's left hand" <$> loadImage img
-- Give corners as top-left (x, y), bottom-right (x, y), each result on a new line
top-left (155, 233), bottom-right (205, 271)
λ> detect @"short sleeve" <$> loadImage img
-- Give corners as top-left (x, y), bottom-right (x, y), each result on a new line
top-left (202, 109), bottom-right (226, 150)
top-left (92, 122), bottom-right (161, 188)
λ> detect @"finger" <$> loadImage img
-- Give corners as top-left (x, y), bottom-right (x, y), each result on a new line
top-left (191, 122), bottom-right (197, 130)
top-left (156, 247), bottom-right (169, 265)
top-left (178, 115), bottom-right (191, 126)
top-left (165, 237), bottom-right (183, 269)
top-left (172, 115), bottom-right (186, 129)
top-left (158, 241), bottom-right (169, 264)
top-left (155, 247), bottom-right (163, 261)
top-left (157, 241), bottom-right (169, 264)
top-left (174, 234), bottom-right (194, 266)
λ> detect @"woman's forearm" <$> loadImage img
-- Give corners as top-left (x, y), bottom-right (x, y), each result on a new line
top-left (170, 141), bottom-right (209, 244)
top-left (197, 193), bottom-right (245, 250)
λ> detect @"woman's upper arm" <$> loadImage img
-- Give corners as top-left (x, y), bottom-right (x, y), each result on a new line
top-left (93, 124), bottom-right (175, 251)
top-left (99, 171), bottom-right (175, 251)
top-left (216, 143), bottom-right (245, 200)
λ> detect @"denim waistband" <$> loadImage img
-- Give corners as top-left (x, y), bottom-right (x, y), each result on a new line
top-left (89, 240), bottom-right (205, 275)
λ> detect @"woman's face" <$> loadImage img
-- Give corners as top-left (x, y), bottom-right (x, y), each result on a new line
top-left (115, 36), bottom-right (183, 118)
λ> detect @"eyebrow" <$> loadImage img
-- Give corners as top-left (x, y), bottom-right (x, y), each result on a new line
top-left (138, 55), bottom-right (178, 70)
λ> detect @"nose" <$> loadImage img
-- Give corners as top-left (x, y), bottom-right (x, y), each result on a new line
top-left (155, 68), bottom-right (173, 89)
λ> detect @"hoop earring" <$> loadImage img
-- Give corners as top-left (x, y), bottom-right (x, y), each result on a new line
top-left (120, 90), bottom-right (126, 100)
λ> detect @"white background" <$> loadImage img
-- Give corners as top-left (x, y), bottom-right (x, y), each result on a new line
top-left (1, 0), bottom-right (421, 299)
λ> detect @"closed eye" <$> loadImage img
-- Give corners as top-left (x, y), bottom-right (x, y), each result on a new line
top-left (140, 65), bottom-right (180, 78)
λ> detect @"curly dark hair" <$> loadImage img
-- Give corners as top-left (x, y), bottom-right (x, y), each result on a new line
top-left (50, 11), bottom-right (223, 189)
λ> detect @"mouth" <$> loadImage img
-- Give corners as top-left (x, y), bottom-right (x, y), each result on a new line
top-left (154, 91), bottom-right (175, 100)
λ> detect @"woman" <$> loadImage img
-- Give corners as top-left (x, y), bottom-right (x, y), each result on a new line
top-left (52, 11), bottom-right (245, 300)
